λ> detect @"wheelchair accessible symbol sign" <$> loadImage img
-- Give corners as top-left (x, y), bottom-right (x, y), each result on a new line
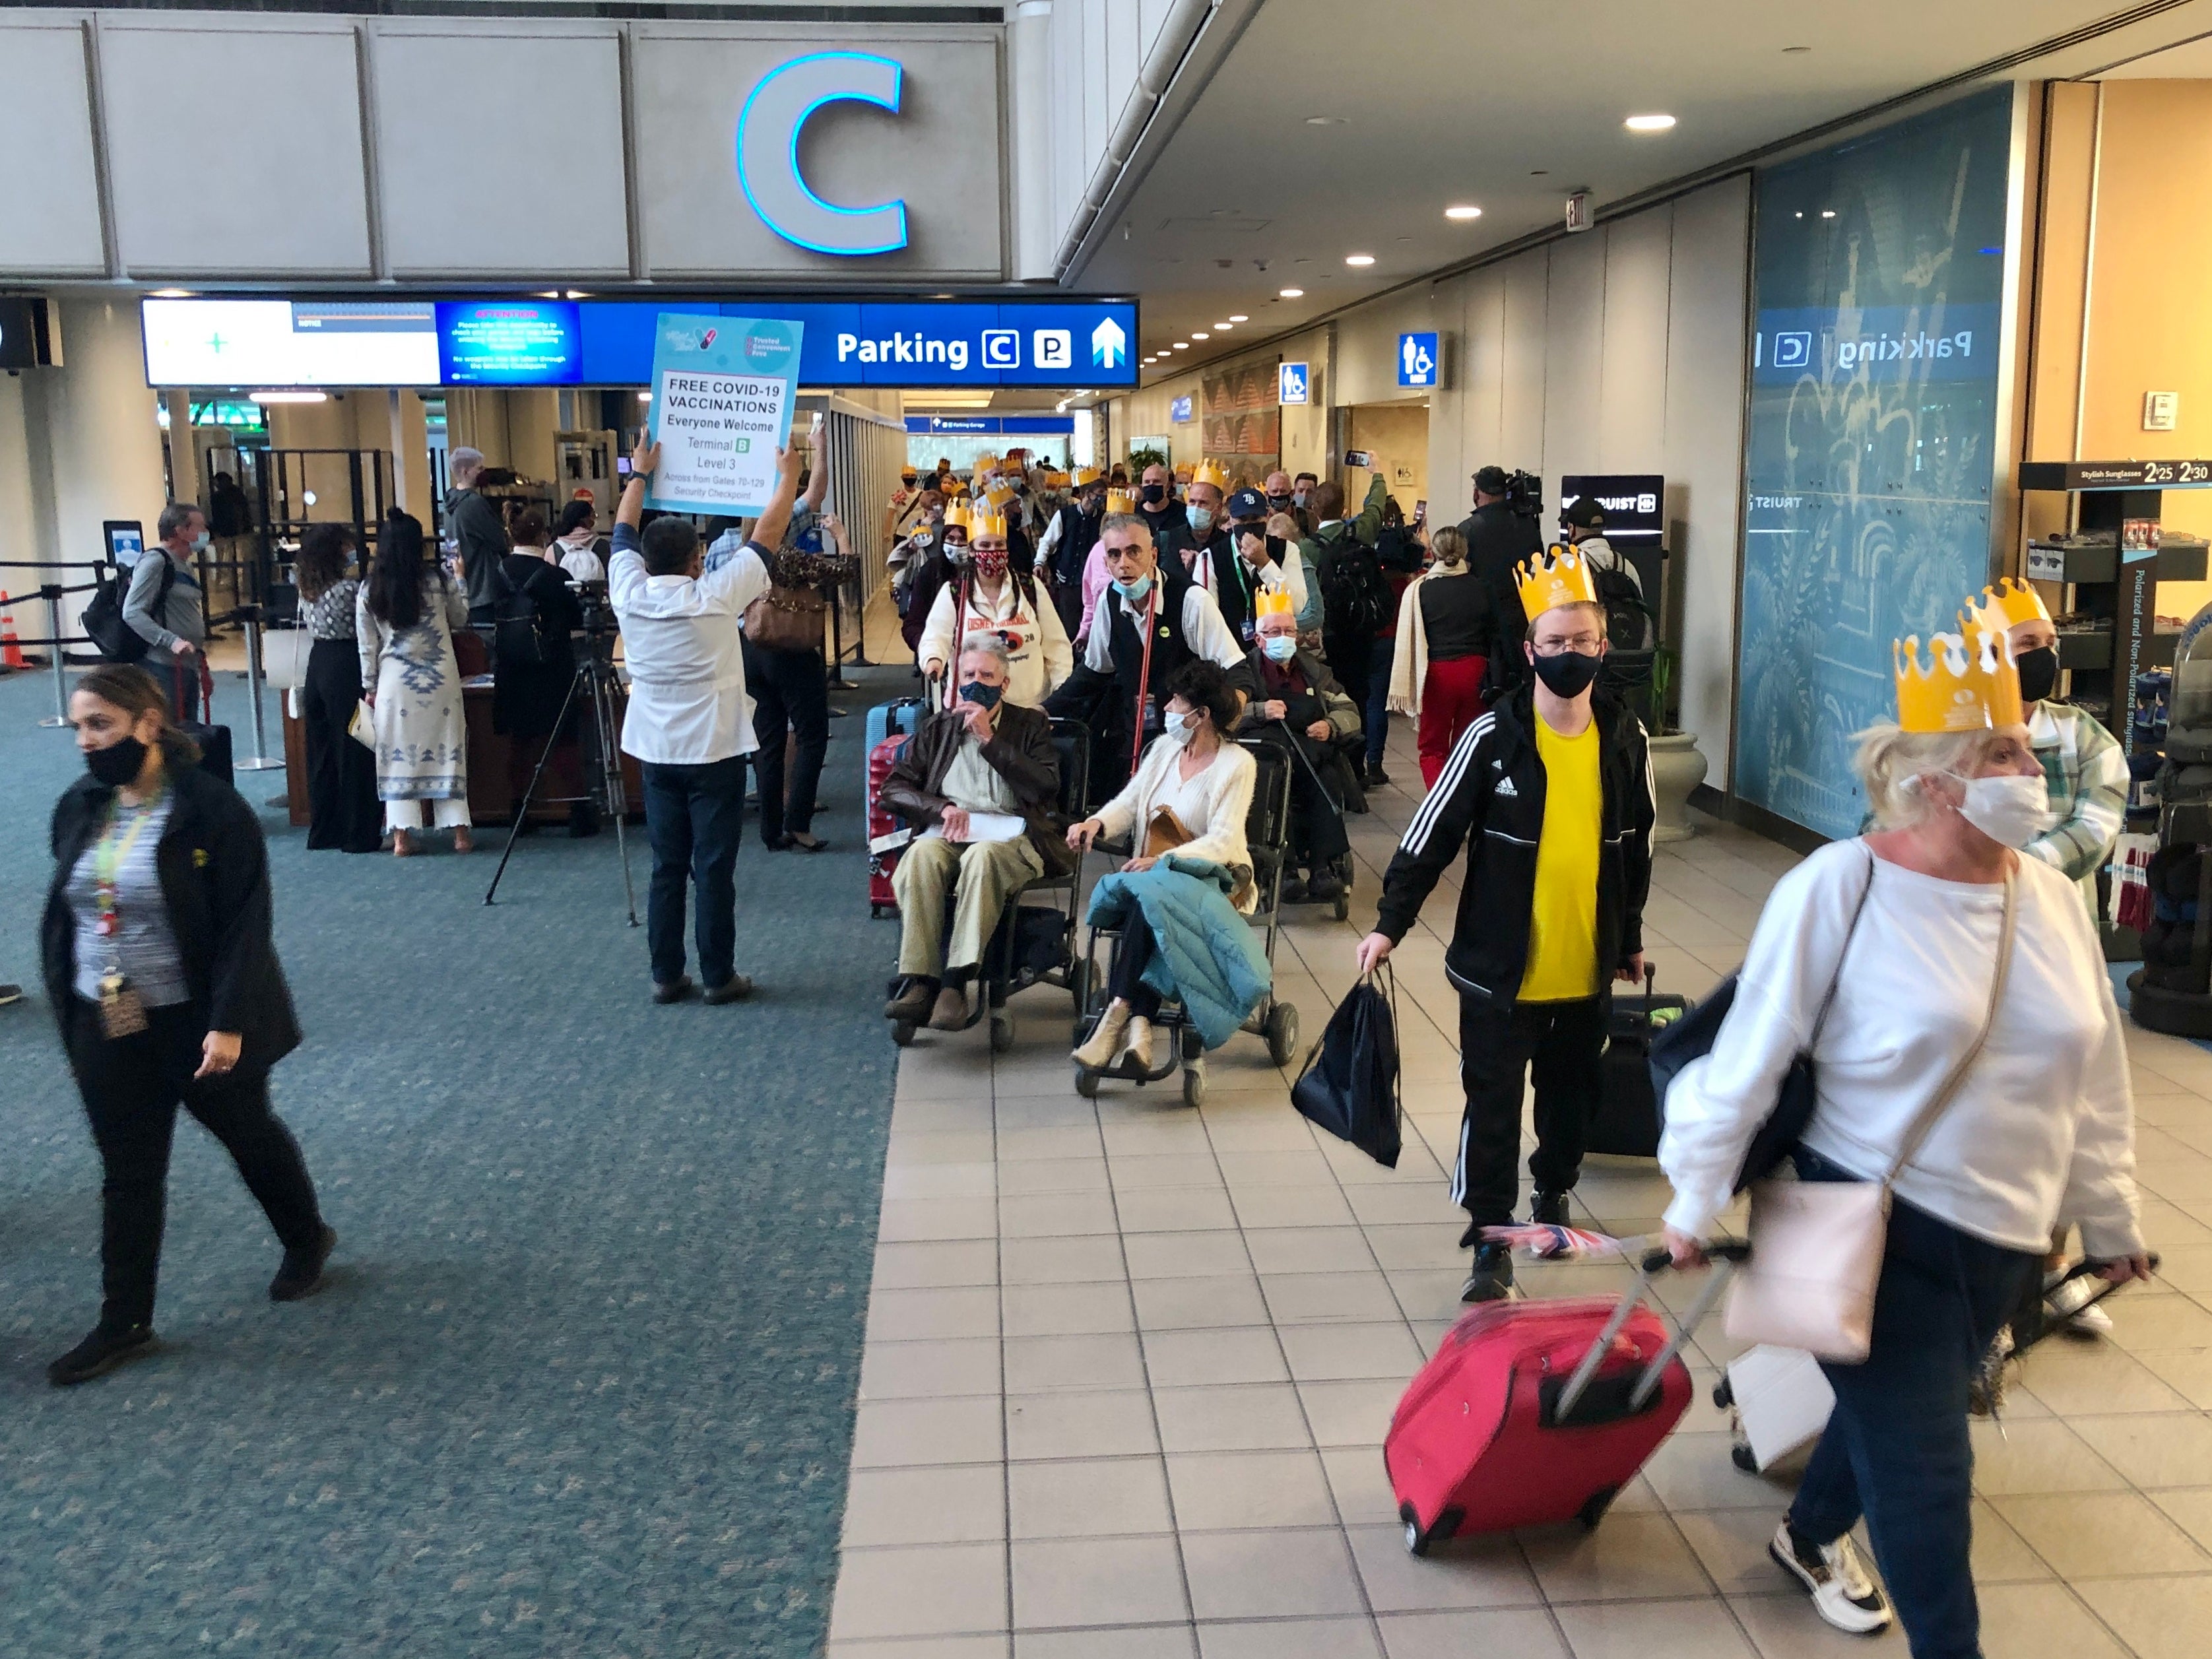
top-left (1279, 361), bottom-right (1310, 405)
top-left (1397, 332), bottom-right (1438, 389)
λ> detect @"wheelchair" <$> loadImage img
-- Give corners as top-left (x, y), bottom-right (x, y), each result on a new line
top-left (1070, 739), bottom-right (1302, 1108)
top-left (890, 719), bottom-right (1093, 1055)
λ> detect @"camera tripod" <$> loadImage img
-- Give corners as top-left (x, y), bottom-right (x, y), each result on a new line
top-left (482, 629), bottom-right (639, 925)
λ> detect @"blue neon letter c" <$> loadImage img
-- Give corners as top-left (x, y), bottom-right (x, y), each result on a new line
top-left (737, 51), bottom-right (909, 257)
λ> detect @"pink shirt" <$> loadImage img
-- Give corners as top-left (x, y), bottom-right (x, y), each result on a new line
top-left (1079, 542), bottom-right (1114, 641)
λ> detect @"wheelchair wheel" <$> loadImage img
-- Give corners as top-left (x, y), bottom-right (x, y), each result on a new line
top-left (1332, 890), bottom-right (1350, 923)
top-left (1181, 1065), bottom-right (1208, 1109)
top-left (1179, 1026), bottom-right (1204, 1063)
top-left (989, 1012), bottom-right (1016, 1054)
top-left (1265, 1002), bottom-right (1301, 1068)
top-left (1074, 1065), bottom-right (1100, 1098)
top-left (892, 1021), bottom-right (917, 1048)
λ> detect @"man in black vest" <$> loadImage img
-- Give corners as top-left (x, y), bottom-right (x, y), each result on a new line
top-left (1046, 511), bottom-right (1254, 799)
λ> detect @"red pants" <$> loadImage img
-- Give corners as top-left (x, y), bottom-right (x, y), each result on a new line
top-left (1417, 655), bottom-right (1488, 788)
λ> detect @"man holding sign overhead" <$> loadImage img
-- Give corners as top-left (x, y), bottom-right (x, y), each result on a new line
top-left (610, 426), bottom-right (802, 1008)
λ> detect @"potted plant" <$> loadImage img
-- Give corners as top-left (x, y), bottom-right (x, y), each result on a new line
top-left (1643, 646), bottom-right (1708, 843)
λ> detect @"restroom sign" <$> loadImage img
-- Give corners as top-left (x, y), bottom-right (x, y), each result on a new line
top-left (1397, 332), bottom-right (1439, 388)
top-left (1279, 362), bottom-right (1310, 405)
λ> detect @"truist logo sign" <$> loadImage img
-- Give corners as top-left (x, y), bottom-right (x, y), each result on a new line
top-left (737, 51), bottom-right (911, 257)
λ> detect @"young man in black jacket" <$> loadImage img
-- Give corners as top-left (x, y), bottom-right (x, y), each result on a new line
top-left (1355, 548), bottom-right (1654, 1302)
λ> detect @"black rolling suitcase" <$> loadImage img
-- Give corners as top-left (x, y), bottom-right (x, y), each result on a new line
top-left (1588, 965), bottom-right (1687, 1158)
top-left (178, 671), bottom-right (234, 789)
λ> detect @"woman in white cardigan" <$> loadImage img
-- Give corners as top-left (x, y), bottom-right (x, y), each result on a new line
top-left (1067, 660), bottom-right (1257, 1073)
top-left (1658, 632), bottom-right (2149, 1657)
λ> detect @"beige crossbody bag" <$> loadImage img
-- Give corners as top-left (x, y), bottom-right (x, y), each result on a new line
top-left (1724, 870), bottom-right (2017, 1363)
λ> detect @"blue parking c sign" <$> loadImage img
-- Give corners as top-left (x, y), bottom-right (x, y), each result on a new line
top-left (1397, 333), bottom-right (1439, 388)
top-left (1279, 361), bottom-right (1310, 405)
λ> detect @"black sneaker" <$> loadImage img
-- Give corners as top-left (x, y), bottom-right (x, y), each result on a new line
top-left (0, 983), bottom-right (22, 1008)
top-left (1306, 867), bottom-right (1344, 901)
top-left (271, 1225), bottom-right (339, 1301)
top-left (1769, 1520), bottom-right (1893, 1635)
top-left (47, 1321), bottom-right (156, 1386)
top-left (1532, 1190), bottom-right (1571, 1227)
top-left (1365, 764), bottom-right (1391, 788)
top-left (1460, 1243), bottom-right (1515, 1303)
top-left (652, 976), bottom-right (696, 1005)
top-left (1277, 876), bottom-right (1309, 905)
top-left (702, 976), bottom-right (756, 1006)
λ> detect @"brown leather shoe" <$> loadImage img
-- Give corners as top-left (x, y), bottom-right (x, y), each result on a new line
top-left (928, 984), bottom-right (971, 1031)
top-left (884, 977), bottom-right (938, 1023)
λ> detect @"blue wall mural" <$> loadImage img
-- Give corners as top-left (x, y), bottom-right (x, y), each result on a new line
top-left (1734, 88), bottom-right (2015, 837)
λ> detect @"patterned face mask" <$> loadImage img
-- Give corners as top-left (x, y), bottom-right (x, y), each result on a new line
top-left (972, 546), bottom-right (1010, 579)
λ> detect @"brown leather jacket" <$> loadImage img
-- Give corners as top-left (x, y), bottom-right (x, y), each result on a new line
top-left (880, 701), bottom-right (1077, 876)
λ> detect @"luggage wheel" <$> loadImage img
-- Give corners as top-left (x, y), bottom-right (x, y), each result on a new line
top-left (1073, 1065), bottom-right (1100, 1099)
top-left (1731, 1439), bottom-right (1760, 1474)
top-left (1181, 1066), bottom-right (1207, 1109)
top-left (1577, 1485), bottom-right (1619, 1531)
top-left (1711, 1376), bottom-right (1734, 1410)
top-left (1400, 1501), bottom-right (1463, 1557)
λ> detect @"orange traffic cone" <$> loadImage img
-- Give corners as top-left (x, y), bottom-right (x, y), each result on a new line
top-left (0, 595), bottom-right (23, 670)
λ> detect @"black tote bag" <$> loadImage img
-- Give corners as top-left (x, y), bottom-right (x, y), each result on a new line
top-left (1291, 965), bottom-right (1402, 1168)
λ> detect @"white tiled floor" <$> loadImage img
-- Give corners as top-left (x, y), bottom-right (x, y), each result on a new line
top-left (830, 720), bottom-right (2212, 1659)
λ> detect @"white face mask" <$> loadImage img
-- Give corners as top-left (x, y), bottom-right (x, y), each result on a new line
top-left (1952, 771), bottom-right (2054, 849)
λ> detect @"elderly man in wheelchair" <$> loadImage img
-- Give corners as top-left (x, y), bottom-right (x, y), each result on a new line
top-left (881, 634), bottom-right (1075, 1032)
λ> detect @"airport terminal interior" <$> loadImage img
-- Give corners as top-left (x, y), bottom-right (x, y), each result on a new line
top-left (8, 3), bottom-right (2212, 1656)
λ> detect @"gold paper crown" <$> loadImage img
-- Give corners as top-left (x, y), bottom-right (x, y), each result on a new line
top-left (1254, 588), bottom-right (1296, 619)
top-left (1105, 488), bottom-right (1138, 514)
top-left (973, 452), bottom-right (1000, 474)
top-left (1961, 576), bottom-right (2053, 636)
top-left (942, 501), bottom-right (973, 532)
top-left (1072, 466), bottom-right (1102, 487)
top-left (1893, 631), bottom-right (2025, 734)
top-left (1513, 546), bottom-right (1602, 618)
top-left (1194, 460), bottom-right (1231, 492)
top-left (970, 509), bottom-right (1009, 542)
top-left (985, 484), bottom-right (1017, 510)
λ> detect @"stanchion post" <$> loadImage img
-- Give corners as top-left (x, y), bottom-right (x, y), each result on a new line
top-left (848, 573), bottom-right (873, 667)
top-left (236, 604), bottom-right (284, 770)
top-left (38, 584), bottom-right (71, 728)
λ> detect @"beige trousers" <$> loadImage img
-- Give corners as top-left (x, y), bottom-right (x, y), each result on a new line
top-left (893, 833), bottom-right (1044, 978)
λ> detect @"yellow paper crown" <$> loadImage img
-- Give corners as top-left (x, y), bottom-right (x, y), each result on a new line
top-left (1254, 588), bottom-right (1296, 619)
top-left (985, 484), bottom-right (1017, 510)
top-left (1072, 466), bottom-right (1102, 487)
top-left (973, 452), bottom-right (999, 474)
top-left (1513, 546), bottom-right (1601, 617)
top-left (970, 509), bottom-right (1008, 542)
top-left (1961, 576), bottom-right (2053, 636)
top-left (1105, 488), bottom-right (1137, 514)
top-left (942, 500), bottom-right (973, 532)
top-left (1893, 630), bottom-right (2025, 734)
top-left (1194, 460), bottom-right (1231, 492)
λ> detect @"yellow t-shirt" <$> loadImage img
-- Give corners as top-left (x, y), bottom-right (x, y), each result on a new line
top-left (1518, 715), bottom-right (1602, 1002)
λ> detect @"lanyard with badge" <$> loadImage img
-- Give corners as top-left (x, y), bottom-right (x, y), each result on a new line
top-left (91, 793), bottom-right (162, 1038)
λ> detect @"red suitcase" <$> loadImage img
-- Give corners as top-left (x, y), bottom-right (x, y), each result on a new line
top-left (1385, 1246), bottom-right (1745, 1555)
top-left (867, 734), bottom-right (911, 918)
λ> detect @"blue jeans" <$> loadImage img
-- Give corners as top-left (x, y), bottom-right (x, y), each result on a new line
top-left (1365, 657), bottom-right (1392, 769)
top-left (1788, 1150), bottom-right (2038, 1659)
top-left (639, 756), bottom-right (745, 989)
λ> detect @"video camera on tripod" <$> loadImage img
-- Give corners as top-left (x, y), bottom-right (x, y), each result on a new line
top-left (1498, 469), bottom-right (1544, 523)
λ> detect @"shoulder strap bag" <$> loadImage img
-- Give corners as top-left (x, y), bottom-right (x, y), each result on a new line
top-left (1724, 869), bottom-right (2019, 1363)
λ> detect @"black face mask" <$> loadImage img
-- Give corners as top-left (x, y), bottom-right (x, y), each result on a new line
top-left (1264, 535), bottom-right (1287, 562)
top-left (1266, 494), bottom-right (1292, 511)
top-left (1082, 495), bottom-right (1105, 517)
top-left (1530, 649), bottom-right (1602, 698)
top-left (2015, 645), bottom-right (2059, 704)
top-left (87, 734), bottom-right (148, 788)
top-left (1141, 482), bottom-right (1166, 505)
top-left (958, 680), bottom-right (1004, 709)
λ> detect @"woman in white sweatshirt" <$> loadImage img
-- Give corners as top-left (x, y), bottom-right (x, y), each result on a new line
top-left (1066, 661), bottom-right (1258, 1074)
top-left (1658, 632), bottom-right (2149, 1658)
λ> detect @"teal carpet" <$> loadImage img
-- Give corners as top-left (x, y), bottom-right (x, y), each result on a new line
top-left (0, 663), bottom-right (901, 1656)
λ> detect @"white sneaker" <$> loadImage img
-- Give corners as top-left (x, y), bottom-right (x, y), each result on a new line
top-left (2064, 1300), bottom-right (2115, 1337)
top-left (1769, 1521), bottom-right (1893, 1635)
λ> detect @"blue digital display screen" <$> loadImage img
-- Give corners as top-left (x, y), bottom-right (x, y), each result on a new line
top-left (436, 301), bottom-right (582, 385)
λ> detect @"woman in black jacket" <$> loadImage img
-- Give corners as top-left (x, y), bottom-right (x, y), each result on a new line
top-left (294, 522), bottom-right (383, 852)
top-left (40, 665), bottom-right (333, 1387)
top-left (492, 511), bottom-right (591, 833)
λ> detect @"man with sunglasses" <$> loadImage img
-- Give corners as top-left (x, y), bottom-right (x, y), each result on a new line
top-left (1356, 548), bottom-right (1655, 1303)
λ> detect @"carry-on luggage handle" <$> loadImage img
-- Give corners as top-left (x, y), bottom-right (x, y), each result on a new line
top-left (1549, 1241), bottom-right (1751, 1427)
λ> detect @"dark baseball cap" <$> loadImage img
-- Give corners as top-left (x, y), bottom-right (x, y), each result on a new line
top-left (1561, 496), bottom-right (1606, 529)
top-left (1225, 488), bottom-right (1268, 521)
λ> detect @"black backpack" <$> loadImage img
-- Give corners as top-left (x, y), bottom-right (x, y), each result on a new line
top-left (1586, 549), bottom-right (1653, 650)
top-left (1318, 536), bottom-right (1392, 639)
top-left (491, 560), bottom-right (551, 667)
top-left (81, 556), bottom-right (174, 663)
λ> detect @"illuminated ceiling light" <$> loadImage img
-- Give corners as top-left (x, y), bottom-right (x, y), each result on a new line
top-left (150, 288), bottom-right (195, 298)
top-left (1304, 115), bottom-right (1346, 126)
top-left (1192, 331), bottom-right (1210, 340)
top-left (1445, 205), bottom-right (1483, 220)
top-left (1820, 210), bottom-right (1836, 219)
top-left (1345, 254), bottom-right (1375, 267)
top-left (1228, 313), bottom-right (1249, 323)
top-left (1625, 114), bottom-right (1677, 133)
top-left (565, 290), bottom-right (590, 300)
top-left (1279, 288), bottom-right (1304, 298)
top-left (248, 390), bottom-right (328, 405)
top-left (1212, 321), bottom-right (1233, 330)
top-left (537, 290), bottom-right (561, 299)
top-left (1172, 342), bottom-right (1190, 350)
top-left (637, 391), bottom-right (653, 402)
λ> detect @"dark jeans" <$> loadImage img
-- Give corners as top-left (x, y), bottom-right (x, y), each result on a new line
top-left (1364, 653), bottom-right (1392, 768)
top-left (1107, 911), bottom-right (1165, 1020)
top-left (639, 755), bottom-right (745, 989)
top-left (302, 637), bottom-right (381, 852)
top-left (1452, 993), bottom-right (1605, 1225)
top-left (1788, 1150), bottom-right (2039, 1659)
top-left (67, 1003), bottom-right (323, 1328)
top-left (745, 643), bottom-right (830, 842)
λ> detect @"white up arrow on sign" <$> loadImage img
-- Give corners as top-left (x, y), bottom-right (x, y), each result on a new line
top-left (1091, 317), bottom-right (1127, 369)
